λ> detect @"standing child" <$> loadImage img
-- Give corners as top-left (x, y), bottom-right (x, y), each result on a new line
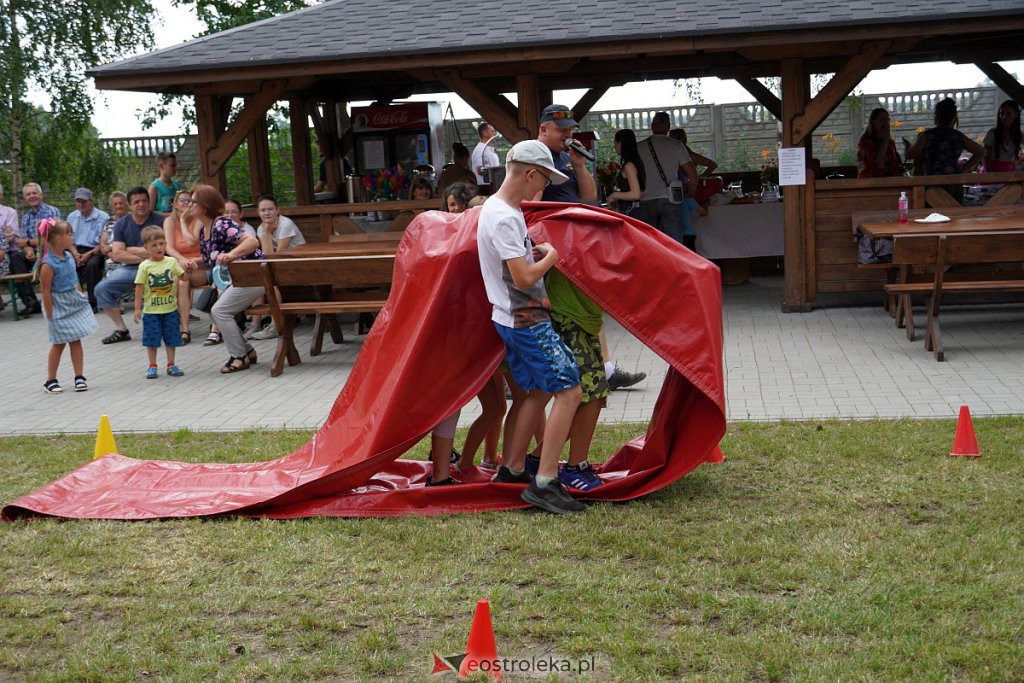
top-left (477, 140), bottom-right (585, 514)
top-left (134, 226), bottom-right (186, 378)
top-left (148, 152), bottom-right (181, 214)
top-left (36, 219), bottom-right (98, 393)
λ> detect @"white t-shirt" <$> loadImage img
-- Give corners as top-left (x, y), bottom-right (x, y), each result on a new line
top-left (476, 197), bottom-right (551, 329)
top-left (983, 128), bottom-right (1021, 162)
top-left (472, 141), bottom-right (500, 184)
top-left (637, 134), bottom-right (692, 200)
top-left (257, 215), bottom-right (306, 251)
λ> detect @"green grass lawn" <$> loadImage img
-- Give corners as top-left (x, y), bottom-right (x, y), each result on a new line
top-left (1, 419), bottom-right (1023, 681)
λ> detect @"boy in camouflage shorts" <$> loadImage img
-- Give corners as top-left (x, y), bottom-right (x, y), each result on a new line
top-left (528, 268), bottom-right (608, 490)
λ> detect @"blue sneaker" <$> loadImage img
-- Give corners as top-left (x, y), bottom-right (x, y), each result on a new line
top-left (524, 453), bottom-right (541, 477)
top-left (145, 366), bottom-right (158, 379)
top-left (559, 462), bottom-right (604, 491)
top-left (167, 365), bottom-right (184, 377)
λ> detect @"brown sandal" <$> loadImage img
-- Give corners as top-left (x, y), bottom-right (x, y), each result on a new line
top-left (245, 348), bottom-right (258, 364)
top-left (220, 356), bottom-right (251, 374)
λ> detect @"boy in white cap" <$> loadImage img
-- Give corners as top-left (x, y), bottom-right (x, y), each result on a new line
top-left (476, 139), bottom-right (585, 514)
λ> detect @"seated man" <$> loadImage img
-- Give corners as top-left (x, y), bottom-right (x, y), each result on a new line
top-left (94, 186), bottom-right (164, 344)
top-left (67, 187), bottom-right (110, 312)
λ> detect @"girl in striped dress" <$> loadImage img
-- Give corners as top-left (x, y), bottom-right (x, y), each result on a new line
top-left (36, 219), bottom-right (99, 393)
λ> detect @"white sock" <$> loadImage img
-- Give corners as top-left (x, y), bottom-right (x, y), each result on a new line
top-left (604, 361), bottom-right (616, 378)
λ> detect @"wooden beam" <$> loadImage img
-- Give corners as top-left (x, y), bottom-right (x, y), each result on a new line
top-left (791, 41), bottom-right (891, 144)
top-left (323, 102), bottom-right (343, 194)
top-left (781, 58), bottom-right (810, 312)
top-left (290, 100), bottom-right (314, 205)
top-left (516, 74), bottom-right (541, 138)
top-left (436, 70), bottom-right (528, 143)
top-left (246, 109), bottom-right (273, 202)
top-left (733, 77), bottom-right (781, 119)
top-left (195, 94), bottom-right (227, 194)
top-left (571, 87), bottom-right (608, 121)
top-left (974, 62), bottom-right (1024, 105)
top-left (207, 79), bottom-right (287, 176)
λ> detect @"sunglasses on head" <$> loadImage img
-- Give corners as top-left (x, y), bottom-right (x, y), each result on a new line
top-left (548, 110), bottom-right (573, 120)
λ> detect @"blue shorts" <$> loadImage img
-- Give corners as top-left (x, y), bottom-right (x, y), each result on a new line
top-left (494, 321), bottom-right (580, 394)
top-left (142, 312), bottom-right (181, 348)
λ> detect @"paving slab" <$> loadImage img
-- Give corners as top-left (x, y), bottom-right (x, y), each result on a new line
top-left (2, 275), bottom-right (1023, 436)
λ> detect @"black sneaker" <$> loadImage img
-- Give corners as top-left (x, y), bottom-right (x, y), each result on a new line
top-left (491, 466), bottom-right (531, 484)
top-left (521, 479), bottom-right (586, 514)
top-left (425, 477), bottom-right (461, 487)
top-left (524, 453), bottom-right (541, 476)
top-left (101, 329), bottom-right (131, 344)
top-left (608, 368), bottom-right (647, 391)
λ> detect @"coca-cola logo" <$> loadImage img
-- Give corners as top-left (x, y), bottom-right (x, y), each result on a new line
top-left (371, 111), bottom-right (410, 126)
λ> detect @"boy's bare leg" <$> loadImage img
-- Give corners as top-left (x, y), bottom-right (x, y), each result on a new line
top-left (566, 398), bottom-right (603, 467)
top-left (430, 435), bottom-right (454, 483)
top-left (458, 375), bottom-right (506, 469)
top-left (537, 385), bottom-right (582, 479)
top-left (505, 390), bottom-right (551, 471)
top-left (502, 372), bottom-right (546, 464)
top-left (147, 347), bottom-right (158, 365)
top-left (166, 346), bottom-right (176, 365)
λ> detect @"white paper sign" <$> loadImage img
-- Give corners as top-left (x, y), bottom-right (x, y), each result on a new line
top-left (362, 140), bottom-right (387, 170)
top-left (777, 147), bottom-right (807, 186)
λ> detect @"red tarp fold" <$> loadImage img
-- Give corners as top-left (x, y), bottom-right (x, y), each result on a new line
top-left (3, 203), bottom-right (725, 521)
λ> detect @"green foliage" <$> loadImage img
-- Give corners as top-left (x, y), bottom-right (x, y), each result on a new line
top-left (222, 113), bottom-right (310, 205)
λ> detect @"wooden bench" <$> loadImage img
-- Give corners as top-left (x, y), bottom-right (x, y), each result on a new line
top-left (884, 231), bottom-right (1024, 361)
top-left (0, 273), bottom-right (35, 320)
top-left (229, 255), bottom-right (395, 377)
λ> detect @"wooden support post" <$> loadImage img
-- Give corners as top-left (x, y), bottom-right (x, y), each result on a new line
top-left (195, 94), bottom-right (228, 194)
top-left (791, 41), bottom-right (890, 144)
top-left (290, 100), bottom-right (314, 205)
top-left (733, 77), bottom-right (781, 119)
top-left (571, 87), bottom-right (609, 121)
top-left (436, 70), bottom-right (528, 143)
top-left (516, 74), bottom-right (541, 138)
top-left (539, 87), bottom-right (554, 111)
top-left (246, 108), bottom-right (273, 203)
top-left (206, 79), bottom-right (287, 177)
top-left (974, 62), bottom-right (1024, 105)
top-left (781, 58), bottom-right (811, 312)
top-left (324, 102), bottom-right (343, 194)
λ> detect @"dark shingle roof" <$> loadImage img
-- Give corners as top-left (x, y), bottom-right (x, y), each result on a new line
top-left (89, 0), bottom-right (1024, 78)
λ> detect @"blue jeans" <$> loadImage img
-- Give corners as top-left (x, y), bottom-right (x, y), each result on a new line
top-left (95, 265), bottom-right (139, 310)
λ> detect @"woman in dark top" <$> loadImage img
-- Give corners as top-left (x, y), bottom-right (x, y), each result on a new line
top-left (191, 184), bottom-right (265, 374)
top-left (857, 108), bottom-right (902, 178)
top-left (906, 98), bottom-right (985, 203)
top-left (605, 129), bottom-right (646, 215)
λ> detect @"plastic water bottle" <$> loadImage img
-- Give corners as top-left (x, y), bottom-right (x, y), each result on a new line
top-left (898, 191), bottom-right (909, 224)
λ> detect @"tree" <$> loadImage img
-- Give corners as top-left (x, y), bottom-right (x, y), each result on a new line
top-left (0, 0), bottom-right (157, 204)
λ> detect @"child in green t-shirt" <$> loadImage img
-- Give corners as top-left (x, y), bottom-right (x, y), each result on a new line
top-left (134, 226), bottom-right (186, 378)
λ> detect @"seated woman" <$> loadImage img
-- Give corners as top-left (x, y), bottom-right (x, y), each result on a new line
top-left (163, 189), bottom-right (201, 344)
top-left (437, 143), bottom-right (477, 195)
top-left (983, 100), bottom-right (1022, 173)
top-left (245, 195), bottom-right (306, 340)
top-left (906, 97), bottom-right (986, 204)
top-left (191, 184), bottom-right (265, 374)
top-left (410, 178), bottom-right (435, 215)
top-left (444, 182), bottom-right (476, 213)
top-left (857, 108), bottom-right (902, 179)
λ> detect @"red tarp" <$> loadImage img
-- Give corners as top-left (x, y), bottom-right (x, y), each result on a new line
top-left (2, 203), bottom-right (725, 521)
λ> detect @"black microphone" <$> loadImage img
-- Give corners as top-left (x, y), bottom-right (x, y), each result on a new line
top-left (565, 138), bottom-right (595, 161)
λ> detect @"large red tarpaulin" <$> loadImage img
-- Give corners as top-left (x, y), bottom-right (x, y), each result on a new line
top-left (2, 203), bottom-right (725, 521)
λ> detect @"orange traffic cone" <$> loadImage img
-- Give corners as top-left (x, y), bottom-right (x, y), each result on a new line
top-left (458, 599), bottom-right (501, 681)
top-left (950, 405), bottom-right (981, 457)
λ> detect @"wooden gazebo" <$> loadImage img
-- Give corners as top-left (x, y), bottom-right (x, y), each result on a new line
top-left (88, 0), bottom-right (1024, 309)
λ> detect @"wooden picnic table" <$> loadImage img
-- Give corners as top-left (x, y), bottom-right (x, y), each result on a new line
top-left (266, 240), bottom-right (400, 259)
top-left (860, 215), bottom-right (1024, 240)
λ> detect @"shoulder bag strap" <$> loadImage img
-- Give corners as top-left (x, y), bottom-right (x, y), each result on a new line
top-left (647, 137), bottom-right (670, 186)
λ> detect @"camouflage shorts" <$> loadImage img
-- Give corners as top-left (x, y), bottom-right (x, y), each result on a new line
top-left (550, 311), bottom-right (610, 404)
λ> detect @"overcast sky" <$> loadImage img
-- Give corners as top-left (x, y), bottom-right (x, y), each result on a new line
top-left (43, 0), bottom-right (1024, 138)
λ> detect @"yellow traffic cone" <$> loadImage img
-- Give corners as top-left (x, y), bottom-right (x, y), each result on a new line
top-left (93, 415), bottom-right (118, 460)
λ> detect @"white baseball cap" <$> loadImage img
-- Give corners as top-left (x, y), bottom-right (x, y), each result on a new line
top-left (505, 140), bottom-right (569, 185)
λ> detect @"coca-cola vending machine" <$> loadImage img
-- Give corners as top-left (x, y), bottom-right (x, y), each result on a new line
top-left (351, 102), bottom-right (446, 175)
